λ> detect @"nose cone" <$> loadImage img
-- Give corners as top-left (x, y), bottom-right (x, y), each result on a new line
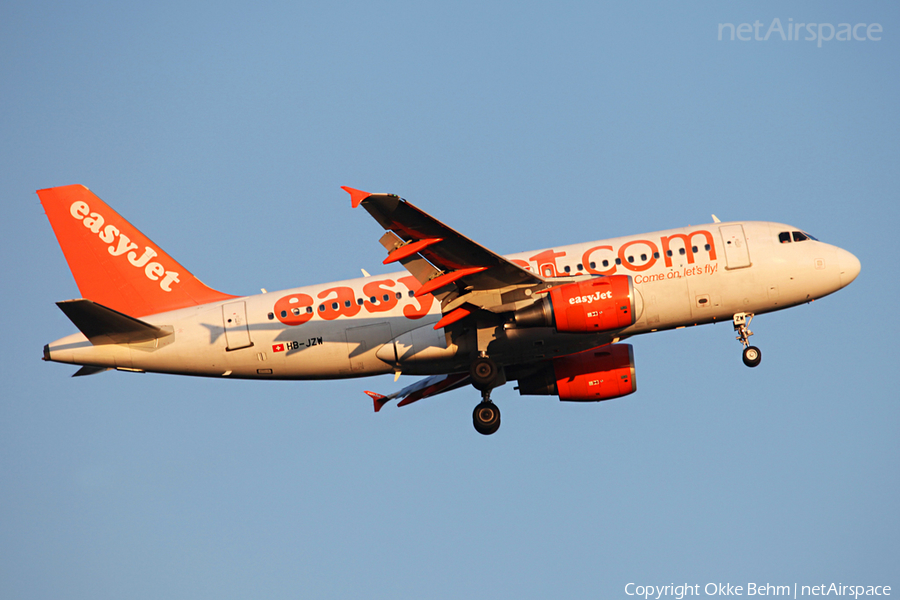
top-left (838, 249), bottom-right (861, 287)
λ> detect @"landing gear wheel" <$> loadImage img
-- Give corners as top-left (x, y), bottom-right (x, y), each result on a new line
top-left (742, 346), bottom-right (762, 368)
top-left (473, 401), bottom-right (501, 435)
top-left (470, 356), bottom-right (499, 392)
top-left (734, 313), bottom-right (761, 368)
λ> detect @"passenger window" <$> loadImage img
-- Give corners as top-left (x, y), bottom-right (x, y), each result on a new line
top-left (280, 310), bottom-right (287, 318)
top-left (318, 304), bottom-right (325, 312)
top-left (564, 266), bottom-right (571, 273)
top-left (331, 302), bottom-right (339, 310)
top-left (268, 312), bottom-right (275, 320)
top-left (576, 263), bottom-right (583, 271)
top-left (666, 250), bottom-right (673, 257)
top-left (779, 232), bottom-right (791, 243)
top-left (357, 298), bottom-right (364, 305)
top-left (704, 244), bottom-right (711, 251)
top-left (679, 248), bottom-right (686, 256)
top-left (382, 294), bottom-right (390, 302)
top-left (344, 300), bottom-right (352, 308)
top-left (640, 254), bottom-right (647, 261)
top-left (590, 262), bottom-right (596, 269)
top-left (601, 260), bottom-right (608, 268)
top-left (306, 307), bottom-right (313, 313)
top-left (792, 231), bottom-right (809, 242)
top-left (395, 292), bottom-right (402, 299)
top-left (292, 308), bottom-right (301, 316)
top-left (369, 296), bottom-right (377, 303)
top-left (627, 256), bottom-right (634, 263)
top-left (408, 290), bottom-right (415, 297)
top-left (691, 246), bottom-right (698, 253)
top-left (615, 258), bottom-right (622, 265)
top-left (653, 252), bottom-right (660, 259)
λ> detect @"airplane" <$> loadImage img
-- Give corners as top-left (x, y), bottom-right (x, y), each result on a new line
top-left (39, 184), bottom-right (861, 435)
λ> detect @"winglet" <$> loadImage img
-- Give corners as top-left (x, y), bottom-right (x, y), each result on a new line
top-left (341, 186), bottom-right (371, 208)
top-left (364, 390), bottom-right (390, 413)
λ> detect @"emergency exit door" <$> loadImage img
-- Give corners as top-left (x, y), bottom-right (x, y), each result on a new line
top-left (222, 301), bottom-right (253, 350)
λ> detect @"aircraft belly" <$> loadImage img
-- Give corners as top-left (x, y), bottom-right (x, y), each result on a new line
top-left (48, 333), bottom-right (131, 369)
top-left (266, 319), bottom-right (399, 379)
top-left (274, 336), bottom-right (350, 378)
top-left (380, 322), bottom-right (451, 364)
top-left (687, 274), bottom-right (727, 322)
top-left (696, 268), bottom-right (766, 320)
top-left (636, 277), bottom-right (691, 330)
top-left (345, 322), bottom-right (395, 375)
top-left (491, 328), bottom-right (617, 365)
top-left (770, 246), bottom-right (842, 307)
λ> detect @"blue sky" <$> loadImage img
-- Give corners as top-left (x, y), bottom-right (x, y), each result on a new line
top-left (2, 1), bottom-right (897, 598)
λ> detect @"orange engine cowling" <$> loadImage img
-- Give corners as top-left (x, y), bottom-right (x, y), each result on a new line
top-left (514, 275), bottom-right (636, 333)
top-left (517, 343), bottom-right (636, 402)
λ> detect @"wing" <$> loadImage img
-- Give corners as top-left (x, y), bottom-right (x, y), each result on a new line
top-left (365, 372), bottom-right (471, 412)
top-left (345, 188), bottom-right (546, 313)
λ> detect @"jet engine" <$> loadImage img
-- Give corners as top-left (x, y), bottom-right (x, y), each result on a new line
top-left (514, 275), bottom-right (635, 333)
top-left (517, 343), bottom-right (636, 402)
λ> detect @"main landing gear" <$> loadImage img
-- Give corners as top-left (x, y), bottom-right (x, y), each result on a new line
top-left (473, 400), bottom-right (500, 436)
top-left (733, 312), bottom-right (762, 368)
top-left (470, 355), bottom-right (502, 435)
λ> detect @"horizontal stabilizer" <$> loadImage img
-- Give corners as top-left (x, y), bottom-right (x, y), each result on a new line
top-left (72, 366), bottom-right (110, 377)
top-left (365, 372), bottom-right (470, 412)
top-left (56, 299), bottom-right (171, 345)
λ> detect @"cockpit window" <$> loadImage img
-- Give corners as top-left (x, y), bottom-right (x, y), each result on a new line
top-left (780, 230), bottom-right (819, 244)
top-left (793, 231), bottom-right (819, 242)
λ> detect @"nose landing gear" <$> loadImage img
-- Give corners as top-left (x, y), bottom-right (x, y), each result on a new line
top-left (733, 312), bottom-right (762, 368)
top-left (742, 345), bottom-right (762, 368)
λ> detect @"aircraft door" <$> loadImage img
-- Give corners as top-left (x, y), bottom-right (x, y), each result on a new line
top-left (222, 301), bottom-right (253, 350)
top-left (720, 225), bottom-right (752, 270)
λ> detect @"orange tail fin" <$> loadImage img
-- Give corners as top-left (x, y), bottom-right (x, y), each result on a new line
top-left (39, 184), bottom-right (236, 317)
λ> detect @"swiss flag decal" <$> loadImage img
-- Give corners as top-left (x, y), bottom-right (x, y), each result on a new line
top-left (272, 343), bottom-right (285, 352)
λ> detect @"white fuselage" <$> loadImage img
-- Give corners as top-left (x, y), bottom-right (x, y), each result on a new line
top-left (45, 220), bottom-right (860, 379)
